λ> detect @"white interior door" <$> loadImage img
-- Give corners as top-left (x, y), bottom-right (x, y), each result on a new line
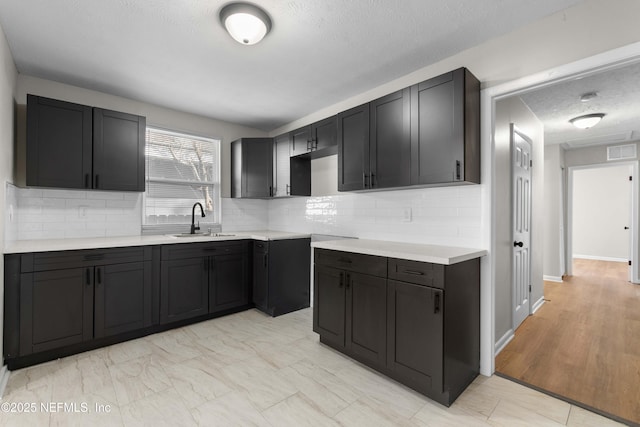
top-left (512, 125), bottom-right (532, 330)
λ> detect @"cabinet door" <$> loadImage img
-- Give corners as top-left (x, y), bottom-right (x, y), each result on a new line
top-left (26, 95), bottom-right (92, 189)
top-left (210, 252), bottom-right (249, 313)
top-left (387, 280), bottom-right (443, 393)
top-left (311, 116), bottom-right (337, 151)
top-left (410, 68), bottom-right (480, 185)
top-left (20, 268), bottom-right (93, 355)
top-left (290, 125), bottom-right (311, 157)
top-left (273, 133), bottom-right (291, 197)
top-left (410, 70), bottom-right (461, 185)
top-left (252, 242), bottom-right (269, 312)
top-left (94, 262), bottom-right (152, 339)
top-left (346, 272), bottom-right (387, 368)
top-left (243, 138), bottom-right (273, 198)
top-left (93, 108), bottom-right (146, 191)
top-left (290, 155), bottom-right (311, 196)
top-left (369, 88), bottom-right (410, 189)
top-left (337, 104), bottom-right (369, 191)
top-left (313, 265), bottom-right (346, 349)
top-left (160, 257), bottom-right (209, 324)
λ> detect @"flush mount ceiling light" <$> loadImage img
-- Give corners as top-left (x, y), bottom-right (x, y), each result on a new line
top-left (579, 91), bottom-right (598, 102)
top-left (219, 2), bottom-right (272, 45)
top-left (569, 113), bottom-right (605, 129)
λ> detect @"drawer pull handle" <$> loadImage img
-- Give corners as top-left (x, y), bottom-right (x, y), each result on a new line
top-left (403, 269), bottom-right (424, 276)
top-left (84, 254), bottom-right (104, 261)
top-left (204, 248), bottom-right (218, 252)
top-left (338, 258), bottom-right (352, 264)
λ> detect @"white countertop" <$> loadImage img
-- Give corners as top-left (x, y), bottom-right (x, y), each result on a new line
top-left (4, 230), bottom-right (311, 254)
top-left (311, 239), bottom-right (487, 265)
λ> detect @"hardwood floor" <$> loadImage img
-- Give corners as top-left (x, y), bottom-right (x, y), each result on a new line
top-left (496, 259), bottom-right (640, 425)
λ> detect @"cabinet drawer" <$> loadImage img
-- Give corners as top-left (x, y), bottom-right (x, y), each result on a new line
top-left (161, 240), bottom-right (248, 260)
top-left (314, 249), bottom-right (386, 277)
top-left (388, 258), bottom-right (444, 289)
top-left (24, 246), bottom-right (149, 273)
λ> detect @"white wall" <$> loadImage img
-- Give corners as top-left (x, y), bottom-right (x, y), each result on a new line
top-left (572, 165), bottom-right (631, 261)
top-left (494, 96), bottom-right (544, 347)
top-left (0, 23), bottom-right (18, 377)
top-left (543, 145), bottom-right (566, 280)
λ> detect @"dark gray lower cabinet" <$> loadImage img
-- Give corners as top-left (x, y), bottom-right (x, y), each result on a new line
top-left (313, 248), bottom-right (480, 406)
top-left (160, 241), bottom-right (250, 324)
top-left (5, 246), bottom-right (156, 366)
top-left (20, 268), bottom-right (93, 355)
top-left (252, 238), bottom-right (311, 317)
top-left (387, 279), bottom-right (443, 394)
top-left (313, 251), bottom-right (387, 369)
top-left (94, 262), bottom-right (152, 339)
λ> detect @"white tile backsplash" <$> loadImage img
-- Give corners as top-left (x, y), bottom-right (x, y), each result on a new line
top-left (7, 184), bottom-right (142, 240)
top-left (6, 183), bottom-right (483, 249)
top-left (221, 198), bottom-right (269, 231)
top-left (268, 186), bottom-right (483, 248)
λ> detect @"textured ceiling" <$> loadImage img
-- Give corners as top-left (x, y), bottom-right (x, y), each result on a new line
top-left (0, 0), bottom-right (582, 131)
top-left (520, 61), bottom-right (640, 147)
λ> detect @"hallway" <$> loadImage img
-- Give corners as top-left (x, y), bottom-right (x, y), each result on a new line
top-left (496, 259), bottom-right (640, 425)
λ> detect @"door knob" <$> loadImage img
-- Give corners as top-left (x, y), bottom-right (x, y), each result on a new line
top-left (624, 226), bottom-right (630, 230)
top-left (513, 241), bottom-right (524, 247)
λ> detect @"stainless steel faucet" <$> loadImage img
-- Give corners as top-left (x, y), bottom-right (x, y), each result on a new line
top-left (190, 202), bottom-right (206, 234)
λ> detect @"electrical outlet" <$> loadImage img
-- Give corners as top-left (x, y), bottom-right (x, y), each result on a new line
top-left (78, 205), bottom-right (89, 218)
top-left (402, 207), bottom-right (412, 222)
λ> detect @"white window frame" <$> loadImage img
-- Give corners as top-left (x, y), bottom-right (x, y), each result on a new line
top-left (142, 126), bottom-right (222, 235)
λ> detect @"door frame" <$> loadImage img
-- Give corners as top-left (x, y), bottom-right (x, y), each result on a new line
top-left (480, 41), bottom-right (640, 376)
top-left (566, 161), bottom-right (639, 282)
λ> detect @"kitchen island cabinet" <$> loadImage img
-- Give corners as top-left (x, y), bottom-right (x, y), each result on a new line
top-left (312, 243), bottom-right (482, 406)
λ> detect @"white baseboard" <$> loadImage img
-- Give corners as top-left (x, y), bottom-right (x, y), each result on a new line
top-left (543, 275), bottom-right (563, 282)
top-left (0, 365), bottom-right (9, 398)
top-left (532, 296), bottom-right (545, 314)
top-left (494, 329), bottom-right (514, 357)
top-left (573, 255), bottom-right (628, 263)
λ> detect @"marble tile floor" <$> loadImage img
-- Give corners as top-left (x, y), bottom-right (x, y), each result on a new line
top-left (0, 308), bottom-right (624, 426)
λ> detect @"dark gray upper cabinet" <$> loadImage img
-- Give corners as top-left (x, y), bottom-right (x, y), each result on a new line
top-left (337, 103), bottom-right (369, 191)
top-left (26, 95), bottom-right (92, 189)
top-left (26, 94), bottom-right (146, 192)
top-left (93, 108), bottom-right (146, 191)
top-left (289, 116), bottom-right (337, 158)
top-left (289, 125), bottom-right (312, 157)
top-left (337, 67), bottom-right (480, 192)
top-left (370, 88), bottom-right (411, 189)
top-left (337, 89), bottom-right (411, 191)
top-left (273, 133), bottom-right (292, 197)
top-left (410, 68), bottom-right (480, 185)
top-left (273, 133), bottom-right (311, 197)
top-left (231, 137), bottom-right (273, 198)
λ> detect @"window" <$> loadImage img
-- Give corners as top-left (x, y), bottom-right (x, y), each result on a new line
top-left (143, 127), bottom-right (221, 234)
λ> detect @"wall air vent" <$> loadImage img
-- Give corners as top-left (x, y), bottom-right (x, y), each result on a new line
top-left (607, 144), bottom-right (637, 161)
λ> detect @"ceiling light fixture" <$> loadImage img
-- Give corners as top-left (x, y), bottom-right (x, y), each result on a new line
top-left (569, 113), bottom-right (605, 129)
top-left (219, 2), bottom-right (272, 46)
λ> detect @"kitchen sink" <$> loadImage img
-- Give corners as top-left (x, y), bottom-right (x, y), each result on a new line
top-left (169, 233), bottom-right (237, 238)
